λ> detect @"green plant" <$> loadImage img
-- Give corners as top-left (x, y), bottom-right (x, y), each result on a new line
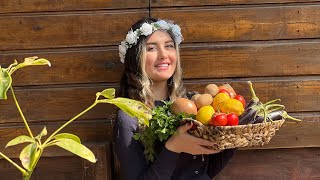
top-left (0, 57), bottom-right (152, 180)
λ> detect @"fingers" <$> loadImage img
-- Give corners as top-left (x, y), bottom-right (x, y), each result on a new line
top-left (177, 122), bottom-right (193, 133)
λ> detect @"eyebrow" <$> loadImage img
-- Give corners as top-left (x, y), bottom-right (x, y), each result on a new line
top-left (146, 40), bottom-right (174, 45)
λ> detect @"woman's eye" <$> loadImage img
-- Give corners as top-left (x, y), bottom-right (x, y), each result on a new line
top-left (166, 44), bottom-right (175, 48)
top-left (147, 46), bottom-right (156, 51)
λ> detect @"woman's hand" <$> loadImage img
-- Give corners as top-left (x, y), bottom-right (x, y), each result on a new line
top-left (165, 122), bottom-right (222, 155)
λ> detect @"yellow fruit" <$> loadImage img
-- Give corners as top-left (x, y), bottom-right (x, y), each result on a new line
top-left (212, 93), bottom-right (230, 110)
top-left (196, 105), bottom-right (215, 125)
top-left (219, 98), bottom-right (244, 116)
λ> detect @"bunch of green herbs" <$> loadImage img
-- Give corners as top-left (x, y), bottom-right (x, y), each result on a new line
top-left (133, 101), bottom-right (194, 162)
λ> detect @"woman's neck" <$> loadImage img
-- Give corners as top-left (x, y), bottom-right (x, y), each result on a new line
top-left (152, 81), bottom-right (169, 101)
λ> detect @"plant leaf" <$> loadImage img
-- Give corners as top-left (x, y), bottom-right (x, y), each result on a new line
top-left (6, 135), bottom-right (35, 148)
top-left (0, 68), bottom-right (12, 100)
top-left (55, 138), bottom-right (96, 163)
top-left (54, 133), bottom-right (81, 144)
top-left (35, 126), bottom-right (47, 141)
top-left (98, 97), bottom-right (152, 126)
top-left (9, 56), bottom-right (51, 74)
top-left (96, 88), bottom-right (115, 99)
top-left (19, 143), bottom-right (38, 171)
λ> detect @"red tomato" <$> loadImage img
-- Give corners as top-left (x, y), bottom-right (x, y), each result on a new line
top-left (210, 114), bottom-right (228, 126)
top-left (234, 95), bottom-right (246, 107)
top-left (226, 113), bottom-right (239, 126)
top-left (218, 89), bottom-right (231, 97)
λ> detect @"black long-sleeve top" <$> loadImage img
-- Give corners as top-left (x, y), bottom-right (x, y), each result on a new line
top-left (113, 101), bottom-right (235, 180)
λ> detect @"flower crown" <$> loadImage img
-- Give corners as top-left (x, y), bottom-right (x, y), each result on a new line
top-left (119, 20), bottom-right (183, 63)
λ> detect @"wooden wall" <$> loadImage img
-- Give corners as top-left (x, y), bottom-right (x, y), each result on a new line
top-left (1, 0), bottom-right (319, 180)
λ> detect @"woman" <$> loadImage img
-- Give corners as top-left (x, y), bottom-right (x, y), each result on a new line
top-left (113, 17), bottom-right (235, 180)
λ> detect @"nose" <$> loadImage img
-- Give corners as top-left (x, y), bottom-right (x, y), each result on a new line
top-left (158, 47), bottom-right (168, 60)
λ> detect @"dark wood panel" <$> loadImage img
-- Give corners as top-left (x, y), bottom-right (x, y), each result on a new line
top-left (0, 114), bottom-right (319, 157)
top-left (0, 10), bottom-right (148, 50)
top-left (0, 156), bottom-right (83, 180)
top-left (0, 85), bottom-right (117, 123)
top-left (0, 0), bottom-right (148, 13)
top-left (181, 40), bottom-right (320, 79)
top-left (216, 147), bottom-right (320, 180)
top-left (256, 113), bottom-right (320, 149)
top-left (152, 4), bottom-right (320, 42)
top-left (2, 40), bottom-right (320, 86)
top-left (0, 47), bottom-right (123, 85)
top-left (0, 143), bottom-right (111, 180)
top-left (151, 0), bottom-right (320, 7)
top-left (186, 77), bottom-right (320, 112)
top-left (0, 78), bottom-right (319, 123)
top-left (0, 121), bottom-right (112, 157)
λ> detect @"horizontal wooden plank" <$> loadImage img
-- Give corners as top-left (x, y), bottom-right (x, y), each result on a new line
top-left (254, 113), bottom-right (320, 149)
top-left (181, 40), bottom-right (320, 79)
top-left (152, 4), bottom-right (320, 42)
top-left (0, 0), bottom-right (148, 13)
top-left (0, 113), bottom-right (319, 158)
top-left (186, 77), bottom-right (320, 112)
top-left (2, 40), bottom-right (320, 85)
top-left (216, 147), bottom-right (320, 179)
top-left (0, 121), bottom-right (112, 158)
top-left (151, 0), bottom-right (320, 7)
top-left (0, 78), bottom-right (319, 123)
top-left (0, 143), bottom-right (111, 180)
top-left (0, 47), bottom-right (123, 85)
top-left (0, 10), bottom-right (148, 50)
top-left (0, 156), bottom-right (83, 180)
top-left (0, 85), bottom-right (117, 123)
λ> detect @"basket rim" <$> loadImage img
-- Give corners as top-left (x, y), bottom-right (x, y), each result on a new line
top-left (182, 118), bottom-right (285, 129)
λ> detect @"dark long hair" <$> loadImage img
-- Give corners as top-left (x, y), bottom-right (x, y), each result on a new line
top-left (117, 17), bottom-right (185, 107)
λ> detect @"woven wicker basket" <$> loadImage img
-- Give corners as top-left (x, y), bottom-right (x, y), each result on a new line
top-left (184, 118), bottom-right (285, 150)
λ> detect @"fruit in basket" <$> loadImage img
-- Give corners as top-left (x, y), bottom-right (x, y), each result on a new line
top-left (234, 94), bottom-right (246, 107)
top-left (212, 93), bottom-right (230, 110)
top-left (238, 81), bottom-right (301, 124)
top-left (171, 98), bottom-right (197, 115)
top-left (218, 84), bottom-right (236, 98)
top-left (196, 105), bottom-right (215, 125)
top-left (195, 93), bottom-right (213, 109)
top-left (218, 98), bottom-right (244, 116)
top-left (210, 113), bottom-right (227, 126)
top-left (191, 94), bottom-right (201, 102)
top-left (204, 84), bottom-right (219, 97)
top-left (226, 113), bottom-right (239, 126)
top-left (218, 89), bottom-right (231, 97)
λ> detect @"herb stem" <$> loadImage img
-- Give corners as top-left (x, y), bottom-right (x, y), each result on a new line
top-left (0, 152), bottom-right (28, 176)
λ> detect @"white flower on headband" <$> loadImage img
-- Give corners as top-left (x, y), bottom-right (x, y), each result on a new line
top-left (125, 30), bottom-right (138, 45)
top-left (119, 19), bottom-right (183, 63)
top-left (140, 23), bottom-right (153, 36)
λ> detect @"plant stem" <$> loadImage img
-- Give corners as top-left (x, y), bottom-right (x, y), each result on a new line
top-left (23, 149), bottom-right (43, 180)
top-left (43, 101), bottom-right (98, 145)
top-left (10, 86), bottom-right (34, 138)
top-left (0, 152), bottom-right (28, 176)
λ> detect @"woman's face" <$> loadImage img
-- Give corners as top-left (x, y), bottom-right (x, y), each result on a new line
top-left (144, 30), bottom-right (178, 83)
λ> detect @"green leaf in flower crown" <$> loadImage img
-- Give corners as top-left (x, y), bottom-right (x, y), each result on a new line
top-left (6, 135), bottom-right (35, 148)
top-left (0, 68), bottom-right (12, 100)
top-left (96, 88), bottom-right (115, 99)
top-left (99, 97), bottom-right (152, 126)
top-left (9, 56), bottom-right (51, 74)
top-left (20, 143), bottom-right (38, 171)
top-left (54, 133), bottom-right (81, 144)
top-left (55, 138), bottom-right (96, 163)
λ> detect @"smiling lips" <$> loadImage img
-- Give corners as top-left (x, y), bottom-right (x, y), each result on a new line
top-left (155, 63), bottom-right (170, 70)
